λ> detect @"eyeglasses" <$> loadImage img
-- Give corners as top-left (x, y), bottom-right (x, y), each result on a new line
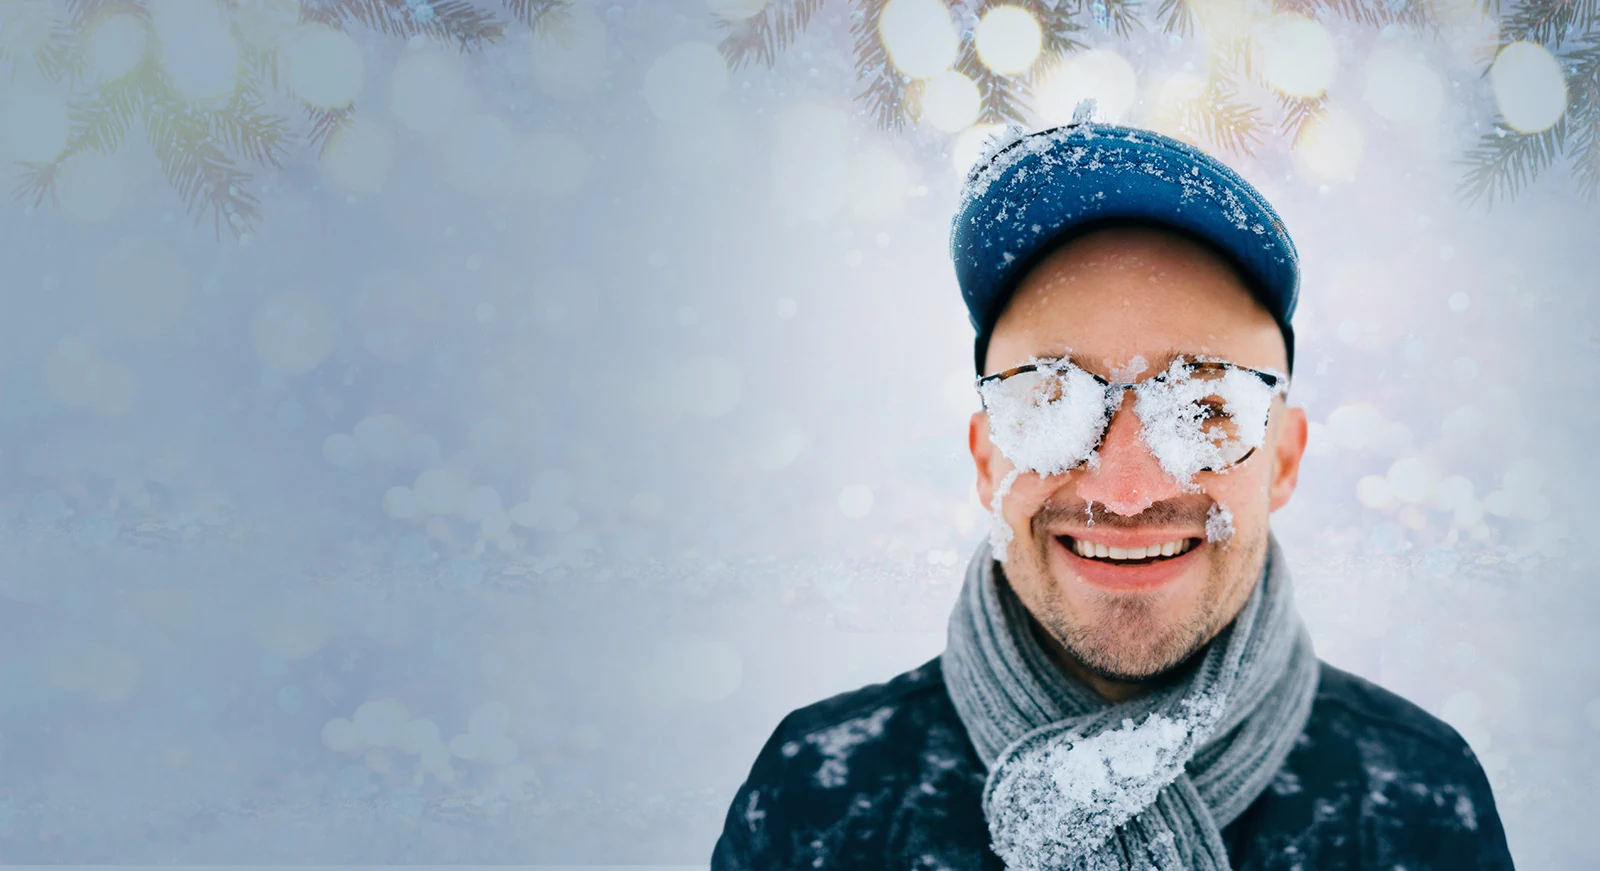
top-left (975, 356), bottom-right (1288, 480)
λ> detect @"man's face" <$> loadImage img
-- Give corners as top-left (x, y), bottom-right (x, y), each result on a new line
top-left (970, 226), bottom-right (1308, 687)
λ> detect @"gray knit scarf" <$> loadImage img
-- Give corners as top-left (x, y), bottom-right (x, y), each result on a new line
top-left (940, 533), bottom-right (1319, 871)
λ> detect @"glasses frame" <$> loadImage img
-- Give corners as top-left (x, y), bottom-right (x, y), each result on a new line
top-left (974, 356), bottom-right (1290, 472)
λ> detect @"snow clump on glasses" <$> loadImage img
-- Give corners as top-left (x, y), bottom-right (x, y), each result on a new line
top-left (1132, 358), bottom-right (1279, 488)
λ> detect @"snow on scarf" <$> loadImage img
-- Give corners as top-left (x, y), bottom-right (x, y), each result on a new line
top-left (940, 532), bottom-right (1319, 871)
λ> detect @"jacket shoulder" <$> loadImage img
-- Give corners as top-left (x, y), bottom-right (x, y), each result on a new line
top-left (712, 657), bottom-right (993, 870)
top-left (1313, 662), bottom-right (1474, 752)
top-left (1232, 661), bottom-right (1515, 870)
top-left (779, 657), bottom-right (951, 738)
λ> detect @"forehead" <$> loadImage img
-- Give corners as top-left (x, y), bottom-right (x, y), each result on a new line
top-left (985, 226), bottom-right (1283, 377)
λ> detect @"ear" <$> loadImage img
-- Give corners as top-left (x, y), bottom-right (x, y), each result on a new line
top-left (970, 411), bottom-right (997, 511)
top-left (1267, 404), bottom-right (1308, 512)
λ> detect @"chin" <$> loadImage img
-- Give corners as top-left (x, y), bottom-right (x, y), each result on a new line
top-left (1059, 599), bottom-right (1212, 682)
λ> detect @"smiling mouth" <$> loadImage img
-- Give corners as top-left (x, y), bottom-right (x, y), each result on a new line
top-left (1058, 536), bottom-right (1201, 566)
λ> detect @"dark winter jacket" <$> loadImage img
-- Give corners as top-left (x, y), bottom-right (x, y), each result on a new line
top-left (712, 658), bottom-right (1514, 870)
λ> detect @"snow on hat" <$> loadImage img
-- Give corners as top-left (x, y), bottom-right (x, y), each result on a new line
top-left (951, 110), bottom-right (1300, 376)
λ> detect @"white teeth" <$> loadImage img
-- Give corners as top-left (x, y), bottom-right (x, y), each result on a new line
top-left (1071, 537), bottom-right (1193, 561)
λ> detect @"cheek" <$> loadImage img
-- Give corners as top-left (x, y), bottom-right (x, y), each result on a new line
top-left (1203, 460), bottom-right (1273, 514)
top-left (998, 472), bottom-right (1064, 520)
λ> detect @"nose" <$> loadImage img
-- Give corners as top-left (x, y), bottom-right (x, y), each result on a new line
top-left (1074, 390), bottom-right (1185, 516)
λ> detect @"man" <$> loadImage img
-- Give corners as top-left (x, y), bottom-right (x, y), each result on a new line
top-left (712, 118), bottom-right (1514, 869)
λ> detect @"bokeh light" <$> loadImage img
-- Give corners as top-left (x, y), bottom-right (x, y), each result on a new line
top-left (1363, 43), bottom-right (1445, 129)
top-left (280, 24), bottom-right (365, 110)
top-left (84, 13), bottom-right (147, 81)
top-left (839, 484), bottom-right (875, 518)
top-left (878, 0), bottom-right (959, 78)
top-left (55, 149), bottom-right (126, 223)
top-left (975, 5), bottom-right (1042, 76)
top-left (1490, 41), bottom-right (1568, 133)
top-left (708, 0), bottom-right (767, 21)
top-left (1295, 107), bottom-right (1365, 181)
top-left (1259, 14), bottom-right (1339, 98)
top-left (390, 48), bottom-right (470, 135)
top-left (151, 0), bottom-right (239, 104)
top-left (921, 70), bottom-right (981, 133)
top-left (530, 5), bottom-right (610, 100)
top-left (323, 117), bottom-right (395, 194)
top-left (1032, 48), bottom-right (1138, 125)
top-left (251, 293), bottom-right (338, 376)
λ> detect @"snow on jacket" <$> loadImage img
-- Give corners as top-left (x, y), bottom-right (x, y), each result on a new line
top-left (712, 658), bottom-right (1514, 870)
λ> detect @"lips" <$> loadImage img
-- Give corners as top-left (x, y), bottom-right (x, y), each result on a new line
top-left (1051, 532), bottom-right (1205, 590)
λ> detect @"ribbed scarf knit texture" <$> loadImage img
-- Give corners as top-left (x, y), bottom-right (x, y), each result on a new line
top-left (940, 533), bottom-right (1319, 871)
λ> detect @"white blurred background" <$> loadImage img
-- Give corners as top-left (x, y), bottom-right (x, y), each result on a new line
top-left (0, 0), bottom-right (1596, 866)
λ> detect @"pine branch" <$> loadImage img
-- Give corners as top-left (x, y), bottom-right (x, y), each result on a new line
top-left (955, 36), bottom-right (1031, 126)
top-left (306, 0), bottom-right (505, 51)
top-left (1563, 38), bottom-right (1600, 197)
top-left (13, 161), bottom-right (62, 209)
top-left (504, 0), bottom-right (573, 35)
top-left (852, 0), bottom-right (908, 131)
top-left (1019, 0), bottom-right (1089, 55)
top-left (11, 70), bottom-right (149, 210)
top-left (144, 95), bottom-right (263, 235)
top-left (1089, 0), bottom-right (1141, 37)
top-left (69, 74), bottom-right (148, 153)
top-left (1277, 0), bottom-right (1431, 28)
top-left (212, 89), bottom-right (292, 167)
top-left (1500, 0), bottom-right (1599, 43)
top-left (717, 0), bottom-right (826, 70)
top-left (1458, 119), bottom-right (1568, 205)
top-left (35, 21), bottom-right (88, 83)
top-left (1278, 93), bottom-right (1327, 145)
top-left (1572, 110), bottom-right (1600, 198)
top-left (306, 104), bottom-right (357, 156)
top-left (64, 0), bottom-right (122, 27)
top-left (1184, 70), bottom-right (1265, 153)
top-left (1157, 0), bottom-right (1195, 35)
top-left (241, 41), bottom-right (280, 93)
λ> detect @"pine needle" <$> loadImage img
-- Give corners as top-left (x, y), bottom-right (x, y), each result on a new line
top-left (307, 104), bottom-right (357, 156)
top-left (1458, 120), bottom-right (1568, 205)
top-left (66, 74), bottom-right (149, 155)
top-left (504, 0), bottom-right (574, 34)
top-left (212, 89), bottom-right (292, 167)
top-left (1278, 93), bottom-right (1327, 146)
top-left (144, 94), bottom-right (263, 236)
top-left (13, 161), bottom-right (62, 209)
top-left (1157, 0), bottom-right (1196, 36)
top-left (852, 0), bottom-right (908, 131)
top-left (241, 42), bottom-right (281, 93)
top-left (717, 0), bottom-right (826, 70)
top-left (955, 39), bottom-right (1031, 127)
top-left (1501, 0), bottom-right (1600, 43)
top-left (1562, 38), bottom-right (1600, 198)
top-left (1277, 0), bottom-right (1430, 28)
top-left (1090, 0), bottom-right (1141, 38)
top-left (1183, 70), bottom-right (1265, 154)
top-left (307, 0), bottom-right (505, 51)
top-left (1020, 0), bottom-right (1089, 55)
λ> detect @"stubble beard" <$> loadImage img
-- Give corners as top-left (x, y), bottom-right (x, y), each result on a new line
top-left (1010, 513), bottom-right (1268, 685)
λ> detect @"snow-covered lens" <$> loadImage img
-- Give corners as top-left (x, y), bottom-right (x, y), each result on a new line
top-left (1133, 360), bottom-right (1276, 483)
top-left (979, 363), bottom-right (1110, 476)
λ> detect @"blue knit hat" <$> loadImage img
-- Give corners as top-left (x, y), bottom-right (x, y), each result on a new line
top-left (951, 114), bottom-right (1300, 375)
